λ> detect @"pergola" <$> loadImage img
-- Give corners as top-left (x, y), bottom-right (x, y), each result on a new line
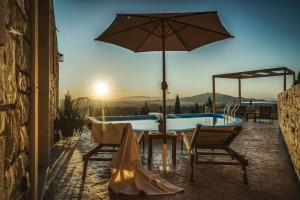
top-left (212, 67), bottom-right (295, 112)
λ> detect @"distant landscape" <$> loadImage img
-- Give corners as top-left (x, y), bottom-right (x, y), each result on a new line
top-left (85, 92), bottom-right (268, 107)
top-left (61, 92), bottom-right (277, 117)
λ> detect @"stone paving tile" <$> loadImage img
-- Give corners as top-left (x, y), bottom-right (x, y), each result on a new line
top-left (43, 121), bottom-right (300, 200)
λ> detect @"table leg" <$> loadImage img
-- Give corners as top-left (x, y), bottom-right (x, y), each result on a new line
top-left (172, 138), bottom-right (176, 166)
top-left (142, 133), bottom-right (145, 152)
top-left (148, 137), bottom-right (152, 164)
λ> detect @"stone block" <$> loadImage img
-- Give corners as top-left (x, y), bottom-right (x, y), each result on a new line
top-left (3, 164), bottom-right (16, 200)
top-left (19, 126), bottom-right (28, 152)
top-left (17, 94), bottom-right (30, 125)
top-left (0, 0), bottom-right (9, 45)
top-left (17, 71), bottom-right (30, 92)
top-left (15, 154), bottom-right (26, 184)
top-left (8, 1), bottom-right (28, 37)
top-left (16, 37), bottom-right (30, 72)
top-left (0, 34), bottom-right (17, 106)
top-left (4, 110), bottom-right (20, 166)
top-left (0, 136), bottom-right (5, 199)
top-left (0, 112), bottom-right (5, 136)
top-left (15, 0), bottom-right (27, 19)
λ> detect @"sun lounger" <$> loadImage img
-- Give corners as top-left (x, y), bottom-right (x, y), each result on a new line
top-left (181, 125), bottom-right (248, 184)
top-left (235, 105), bottom-right (247, 118)
top-left (258, 105), bottom-right (272, 124)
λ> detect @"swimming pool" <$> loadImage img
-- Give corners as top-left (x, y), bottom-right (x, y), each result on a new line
top-left (95, 113), bottom-right (241, 131)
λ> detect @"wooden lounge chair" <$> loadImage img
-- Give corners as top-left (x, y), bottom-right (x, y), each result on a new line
top-left (82, 122), bottom-right (143, 182)
top-left (271, 104), bottom-right (278, 120)
top-left (258, 105), bottom-right (272, 124)
top-left (235, 105), bottom-right (247, 118)
top-left (181, 125), bottom-right (248, 184)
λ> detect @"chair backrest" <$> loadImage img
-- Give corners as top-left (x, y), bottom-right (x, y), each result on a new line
top-left (90, 121), bottom-right (129, 145)
top-left (236, 105), bottom-right (247, 116)
top-left (259, 106), bottom-right (272, 117)
top-left (272, 104), bottom-right (278, 114)
top-left (191, 125), bottom-right (240, 148)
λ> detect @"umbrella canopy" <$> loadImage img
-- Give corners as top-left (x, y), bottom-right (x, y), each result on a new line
top-left (96, 11), bottom-right (233, 142)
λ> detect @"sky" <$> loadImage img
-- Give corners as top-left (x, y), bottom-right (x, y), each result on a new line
top-left (54, 0), bottom-right (300, 100)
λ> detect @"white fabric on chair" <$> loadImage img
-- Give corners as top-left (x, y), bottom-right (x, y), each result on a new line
top-left (109, 123), bottom-right (184, 195)
top-left (90, 120), bottom-right (125, 145)
top-left (88, 117), bottom-right (183, 195)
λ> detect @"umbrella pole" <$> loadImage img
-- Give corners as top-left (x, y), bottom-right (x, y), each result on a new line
top-left (161, 18), bottom-right (169, 171)
top-left (162, 18), bottom-right (167, 144)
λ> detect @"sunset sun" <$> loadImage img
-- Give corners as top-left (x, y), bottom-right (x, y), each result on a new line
top-left (95, 82), bottom-right (109, 97)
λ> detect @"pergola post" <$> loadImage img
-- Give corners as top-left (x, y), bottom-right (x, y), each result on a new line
top-left (284, 68), bottom-right (286, 91)
top-left (212, 76), bottom-right (216, 113)
top-left (238, 78), bottom-right (241, 104)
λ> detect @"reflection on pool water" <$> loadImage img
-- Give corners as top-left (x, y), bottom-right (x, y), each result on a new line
top-left (96, 113), bottom-right (241, 131)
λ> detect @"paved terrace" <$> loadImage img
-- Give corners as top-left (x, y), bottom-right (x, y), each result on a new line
top-left (43, 121), bottom-right (300, 200)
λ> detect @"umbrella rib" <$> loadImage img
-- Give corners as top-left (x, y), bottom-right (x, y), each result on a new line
top-left (166, 21), bottom-right (189, 51)
top-left (98, 19), bottom-right (159, 39)
top-left (166, 24), bottom-right (188, 38)
top-left (135, 22), bottom-right (161, 52)
top-left (165, 20), bottom-right (176, 36)
top-left (138, 26), bottom-right (161, 38)
top-left (168, 18), bottom-right (233, 38)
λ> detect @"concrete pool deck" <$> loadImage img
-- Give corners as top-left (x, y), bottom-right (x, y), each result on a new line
top-left (43, 121), bottom-right (300, 200)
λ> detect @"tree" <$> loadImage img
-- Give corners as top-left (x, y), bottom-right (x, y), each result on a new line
top-left (205, 96), bottom-right (213, 107)
top-left (194, 102), bottom-right (200, 113)
top-left (159, 106), bottom-right (163, 113)
top-left (140, 102), bottom-right (150, 115)
top-left (190, 102), bottom-right (200, 113)
top-left (174, 94), bottom-right (181, 114)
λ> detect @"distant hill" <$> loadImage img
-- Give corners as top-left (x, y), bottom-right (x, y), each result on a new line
top-left (175, 92), bottom-right (261, 105)
top-left (117, 92), bottom-right (263, 106)
top-left (119, 96), bottom-right (160, 101)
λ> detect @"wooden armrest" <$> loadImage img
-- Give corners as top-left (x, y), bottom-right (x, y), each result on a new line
top-left (182, 133), bottom-right (193, 152)
top-left (135, 132), bottom-right (143, 143)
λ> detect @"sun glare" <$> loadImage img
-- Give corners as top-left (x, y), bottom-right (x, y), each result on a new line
top-left (95, 82), bottom-right (109, 97)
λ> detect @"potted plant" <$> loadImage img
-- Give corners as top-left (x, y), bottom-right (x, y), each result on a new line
top-left (54, 91), bottom-right (85, 137)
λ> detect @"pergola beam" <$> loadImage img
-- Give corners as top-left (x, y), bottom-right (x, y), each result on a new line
top-left (218, 73), bottom-right (293, 79)
top-left (214, 67), bottom-right (294, 79)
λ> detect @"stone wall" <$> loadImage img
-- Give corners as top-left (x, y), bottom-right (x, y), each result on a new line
top-left (278, 84), bottom-right (300, 180)
top-left (0, 0), bottom-right (59, 199)
top-left (0, 0), bottom-right (31, 199)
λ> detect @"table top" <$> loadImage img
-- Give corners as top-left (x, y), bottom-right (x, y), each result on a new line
top-left (148, 131), bottom-right (177, 137)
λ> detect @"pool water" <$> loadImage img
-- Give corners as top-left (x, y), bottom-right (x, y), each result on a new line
top-left (96, 113), bottom-right (241, 131)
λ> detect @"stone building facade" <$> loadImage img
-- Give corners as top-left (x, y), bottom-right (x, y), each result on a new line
top-left (278, 84), bottom-right (300, 180)
top-left (0, 0), bottom-right (59, 199)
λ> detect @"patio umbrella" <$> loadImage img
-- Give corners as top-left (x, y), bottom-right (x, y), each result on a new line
top-left (95, 11), bottom-right (232, 145)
